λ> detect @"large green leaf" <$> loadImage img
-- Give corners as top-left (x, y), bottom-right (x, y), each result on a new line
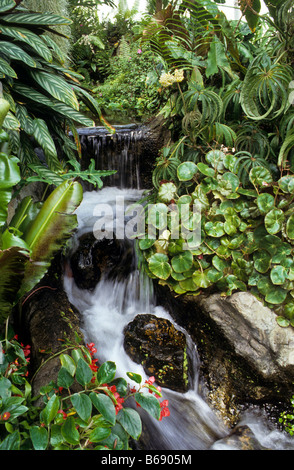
top-left (0, 57), bottom-right (17, 78)
top-left (0, 25), bottom-right (53, 62)
top-left (12, 83), bottom-right (94, 127)
top-left (0, 247), bottom-right (30, 324)
top-left (32, 119), bottom-right (61, 170)
top-left (20, 180), bottom-right (83, 296)
top-left (1, 12), bottom-right (72, 26)
top-left (0, 1), bottom-right (17, 13)
top-left (0, 41), bottom-right (36, 67)
top-left (30, 70), bottom-right (79, 110)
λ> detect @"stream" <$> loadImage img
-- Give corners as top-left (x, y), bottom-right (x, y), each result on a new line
top-left (64, 126), bottom-right (294, 451)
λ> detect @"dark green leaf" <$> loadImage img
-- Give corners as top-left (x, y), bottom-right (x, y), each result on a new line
top-left (134, 392), bottom-right (161, 420)
top-left (70, 393), bottom-right (92, 422)
top-left (90, 392), bottom-right (116, 425)
top-left (29, 426), bottom-right (48, 450)
top-left (61, 416), bottom-right (80, 445)
top-left (76, 358), bottom-right (93, 386)
top-left (97, 361), bottom-right (116, 385)
top-left (116, 408), bottom-right (142, 440)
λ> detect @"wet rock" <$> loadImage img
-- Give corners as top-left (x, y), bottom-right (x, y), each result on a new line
top-left (123, 314), bottom-right (189, 393)
top-left (69, 233), bottom-right (134, 289)
top-left (211, 425), bottom-right (269, 450)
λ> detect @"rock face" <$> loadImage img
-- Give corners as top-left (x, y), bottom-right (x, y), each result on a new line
top-left (123, 314), bottom-right (189, 393)
top-left (196, 292), bottom-right (294, 382)
top-left (155, 284), bottom-right (294, 427)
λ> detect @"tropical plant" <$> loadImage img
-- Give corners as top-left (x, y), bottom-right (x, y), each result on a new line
top-left (0, 0), bottom-right (115, 175)
top-left (137, 0), bottom-right (294, 327)
top-left (0, 334), bottom-right (169, 450)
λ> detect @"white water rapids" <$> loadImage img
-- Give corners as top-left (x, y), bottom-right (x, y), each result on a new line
top-left (63, 187), bottom-right (294, 451)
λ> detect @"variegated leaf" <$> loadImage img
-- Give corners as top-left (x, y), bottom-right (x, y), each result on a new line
top-left (1, 12), bottom-right (72, 26)
top-left (0, 25), bottom-right (52, 62)
top-left (0, 56), bottom-right (17, 78)
top-left (3, 111), bottom-right (20, 130)
top-left (30, 70), bottom-right (79, 110)
top-left (15, 103), bottom-right (34, 136)
top-left (13, 84), bottom-right (94, 127)
top-left (0, 41), bottom-right (36, 67)
top-left (32, 118), bottom-right (61, 170)
top-left (0, 0), bottom-right (16, 13)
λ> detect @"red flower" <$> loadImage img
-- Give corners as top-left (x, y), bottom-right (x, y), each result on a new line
top-left (1, 412), bottom-right (11, 421)
top-left (159, 400), bottom-right (170, 421)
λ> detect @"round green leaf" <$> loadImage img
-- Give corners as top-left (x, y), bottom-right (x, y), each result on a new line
top-left (205, 150), bottom-right (225, 171)
top-left (272, 243), bottom-right (292, 263)
top-left (270, 265), bottom-right (287, 285)
top-left (286, 214), bottom-right (294, 239)
top-left (249, 167), bottom-right (272, 187)
top-left (158, 182), bottom-right (177, 203)
top-left (257, 276), bottom-right (272, 296)
top-left (148, 203), bottom-right (168, 230)
top-left (265, 287), bottom-right (288, 305)
top-left (256, 193), bottom-right (275, 214)
top-left (276, 316), bottom-right (290, 328)
top-left (264, 208), bottom-right (284, 235)
top-left (222, 172), bottom-right (240, 192)
top-left (253, 251), bottom-right (271, 273)
top-left (197, 162), bottom-right (215, 177)
top-left (207, 268), bottom-right (223, 283)
top-left (148, 253), bottom-right (172, 280)
top-left (177, 161), bottom-right (197, 181)
top-left (192, 270), bottom-right (211, 288)
top-left (278, 176), bottom-right (294, 193)
top-left (171, 251), bottom-right (193, 273)
top-left (204, 221), bottom-right (225, 237)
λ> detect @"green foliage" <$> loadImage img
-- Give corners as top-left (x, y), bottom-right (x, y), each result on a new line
top-left (137, 0), bottom-right (294, 326)
top-left (0, 335), bottom-right (168, 450)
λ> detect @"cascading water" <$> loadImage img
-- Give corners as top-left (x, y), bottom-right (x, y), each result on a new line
top-left (64, 126), bottom-right (294, 451)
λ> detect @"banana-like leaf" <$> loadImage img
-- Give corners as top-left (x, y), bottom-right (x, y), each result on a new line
top-left (0, 153), bottom-right (20, 227)
top-left (0, 25), bottom-right (53, 62)
top-left (0, 246), bottom-right (30, 324)
top-left (20, 179), bottom-right (83, 296)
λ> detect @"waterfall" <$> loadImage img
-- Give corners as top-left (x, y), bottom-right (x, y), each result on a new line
top-left (64, 126), bottom-right (294, 451)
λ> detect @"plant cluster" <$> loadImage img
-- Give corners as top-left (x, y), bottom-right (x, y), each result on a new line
top-left (0, 334), bottom-right (169, 450)
top-left (93, 40), bottom-right (161, 122)
top-left (137, 0), bottom-right (294, 326)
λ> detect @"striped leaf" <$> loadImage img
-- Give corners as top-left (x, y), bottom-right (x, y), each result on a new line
top-left (1, 12), bottom-right (72, 26)
top-left (0, 56), bottom-right (17, 78)
top-left (15, 103), bottom-right (34, 135)
top-left (30, 69), bottom-right (79, 110)
top-left (0, 0), bottom-right (16, 13)
top-left (0, 41), bottom-right (36, 67)
top-left (32, 118), bottom-right (61, 170)
top-left (12, 83), bottom-right (94, 127)
top-left (3, 111), bottom-right (20, 130)
top-left (41, 35), bottom-right (65, 64)
top-left (0, 25), bottom-right (52, 62)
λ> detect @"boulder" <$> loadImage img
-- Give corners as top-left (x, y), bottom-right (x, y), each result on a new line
top-left (195, 291), bottom-right (294, 382)
top-left (123, 314), bottom-right (189, 393)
